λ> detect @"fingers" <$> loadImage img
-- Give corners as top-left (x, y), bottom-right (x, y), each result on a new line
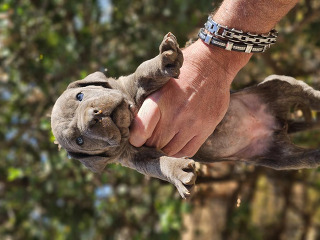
top-left (129, 97), bottom-right (160, 147)
top-left (172, 134), bottom-right (210, 158)
top-left (160, 130), bottom-right (194, 157)
top-left (162, 130), bottom-right (212, 158)
top-left (145, 130), bottom-right (176, 150)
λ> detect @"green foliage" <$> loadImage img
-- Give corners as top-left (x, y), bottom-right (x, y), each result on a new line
top-left (7, 167), bottom-right (24, 181)
top-left (2, 0), bottom-right (320, 239)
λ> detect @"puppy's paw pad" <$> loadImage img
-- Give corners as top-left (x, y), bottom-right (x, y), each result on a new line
top-left (160, 32), bottom-right (179, 53)
top-left (159, 33), bottom-right (184, 78)
top-left (163, 50), bottom-right (178, 63)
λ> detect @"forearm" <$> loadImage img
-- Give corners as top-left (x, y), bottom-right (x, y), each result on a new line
top-left (187, 0), bottom-right (298, 87)
top-left (213, 0), bottom-right (299, 33)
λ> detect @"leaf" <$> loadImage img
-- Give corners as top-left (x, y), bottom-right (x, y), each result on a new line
top-left (0, 3), bottom-right (10, 12)
top-left (7, 167), bottom-right (23, 181)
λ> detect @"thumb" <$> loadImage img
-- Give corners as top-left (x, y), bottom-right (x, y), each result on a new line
top-left (129, 97), bottom-right (161, 147)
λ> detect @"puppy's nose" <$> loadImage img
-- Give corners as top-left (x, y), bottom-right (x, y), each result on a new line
top-left (84, 108), bottom-right (102, 124)
top-left (94, 109), bottom-right (103, 115)
top-left (92, 109), bottom-right (103, 122)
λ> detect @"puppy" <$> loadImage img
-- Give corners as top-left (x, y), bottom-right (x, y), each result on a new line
top-left (51, 33), bottom-right (320, 198)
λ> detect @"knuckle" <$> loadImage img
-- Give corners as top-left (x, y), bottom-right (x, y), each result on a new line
top-left (163, 147), bottom-right (175, 157)
top-left (180, 147), bottom-right (198, 158)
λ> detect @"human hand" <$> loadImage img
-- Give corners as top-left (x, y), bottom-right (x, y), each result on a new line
top-left (129, 39), bottom-right (251, 157)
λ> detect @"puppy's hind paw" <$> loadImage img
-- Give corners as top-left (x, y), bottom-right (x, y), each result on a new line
top-left (159, 32), bottom-right (184, 78)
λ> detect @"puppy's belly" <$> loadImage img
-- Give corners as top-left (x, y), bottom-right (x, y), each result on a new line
top-left (196, 93), bottom-right (278, 161)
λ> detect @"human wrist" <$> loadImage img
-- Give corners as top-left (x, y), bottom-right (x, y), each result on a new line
top-left (182, 39), bottom-right (251, 87)
top-left (199, 0), bottom-right (298, 55)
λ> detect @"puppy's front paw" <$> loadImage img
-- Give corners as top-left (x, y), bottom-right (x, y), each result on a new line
top-left (174, 159), bottom-right (197, 199)
top-left (159, 32), bottom-right (184, 78)
top-left (160, 157), bottom-right (197, 199)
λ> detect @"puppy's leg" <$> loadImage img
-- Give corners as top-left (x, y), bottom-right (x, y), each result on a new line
top-left (256, 75), bottom-right (320, 117)
top-left (118, 33), bottom-right (183, 106)
top-left (254, 134), bottom-right (320, 170)
top-left (120, 147), bottom-right (196, 199)
top-left (258, 75), bottom-right (320, 133)
top-left (244, 75), bottom-right (320, 169)
top-left (69, 147), bottom-right (196, 198)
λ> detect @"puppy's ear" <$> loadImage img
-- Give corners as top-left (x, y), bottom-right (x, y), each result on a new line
top-left (67, 71), bottom-right (113, 89)
top-left (68, 152), bottom-right (111, 173)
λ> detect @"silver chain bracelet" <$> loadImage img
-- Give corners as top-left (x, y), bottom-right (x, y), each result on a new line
top-left (198, 16), bottom-right (278, 53)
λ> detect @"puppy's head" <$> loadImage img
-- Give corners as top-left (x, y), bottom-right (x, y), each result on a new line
top-left (51, 72), bottom-right (134, 172)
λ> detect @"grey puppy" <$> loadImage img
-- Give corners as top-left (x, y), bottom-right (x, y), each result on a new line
top-left (51, 33), bottom-right (320, 198)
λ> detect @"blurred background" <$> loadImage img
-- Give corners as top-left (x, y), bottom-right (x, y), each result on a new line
top-left (1, 0), bottom-right (320, 239)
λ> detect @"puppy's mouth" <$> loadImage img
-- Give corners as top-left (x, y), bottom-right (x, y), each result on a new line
top-left (76, 98), bottom-right (134, 152)
top-left (110, 101), bottom-right (133, 130)
top-left (93, 100), bottom-right (133, 139)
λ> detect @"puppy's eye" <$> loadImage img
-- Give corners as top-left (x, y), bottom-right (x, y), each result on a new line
top-left (76, 136), bottom-right (84, 146)
top-left (76, 93), bottom-right (84, 101)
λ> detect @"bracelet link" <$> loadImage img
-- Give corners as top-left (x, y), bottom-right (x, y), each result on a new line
top-left (245, 44), bottom-right (253, 53)
top-left (225, 41), bottom-right (234, 51)
top-left (222, 31), bottom-right (234, 38)
top-left (204, 33), bottom-right (213, 44)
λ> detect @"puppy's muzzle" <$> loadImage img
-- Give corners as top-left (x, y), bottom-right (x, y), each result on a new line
top-left (85, 100), bottom-right (131, 127)
top-left (81, 97), bottom-right (132, 143)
